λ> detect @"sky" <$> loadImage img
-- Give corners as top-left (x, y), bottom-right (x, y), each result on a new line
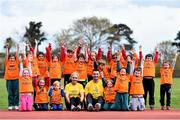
top-left (0, 0), bottom-right (180, 54)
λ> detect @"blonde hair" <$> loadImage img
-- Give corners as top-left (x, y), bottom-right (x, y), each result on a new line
top-left (53, 81), bottom-right (60, 87)
top-left (70, 71), bottom-right (79, 80)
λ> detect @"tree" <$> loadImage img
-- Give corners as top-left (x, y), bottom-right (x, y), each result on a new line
top-left (55, 16), bottom-right (112, 51)
top-left (172, 31), bottom-right (180, 52)
top-left (24, 21), bottom-right (47, 49)
top-left (106, 24), bottom-right (137, 51)
top-left (156, 40), bottom-right (177, 61)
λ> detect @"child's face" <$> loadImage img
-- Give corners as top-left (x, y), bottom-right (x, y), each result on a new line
top-left (78, 57), bottom-right (85, 63)
top-left (71, 74), bottom-right (78, 84)
top-left (23, 69), bottom-right (29, 78)
top-left (134, 70), bottom-right (141, 77)
top-left (120, 69), bottom-right (126, 76)
top-left (163, 62), bottom-right (170, 69)
top-left (112, 55), bottom-right (117, 61)
top-left (38, 54), bottom-right (45, 61)
top-left (39, 80), bottom-right (45, 87)
top-left (146, 57), bottom-right (153, 61)
top-left (52, 56), bottom-right (58, 62)
top-left (67, 51), bottom-right (73, 57)
top-left (9, 56), bottom-right (15, 62)
top-left (107, 81), bottom-right (113, 88)
top-left (99, 64), bottom-right (105, 69)
top-left (90, 52), bottom-right (96, 60)
top-left (53, 84), bottom-right (60, 90)
top-left (92, 71), bottom-right (99, 81)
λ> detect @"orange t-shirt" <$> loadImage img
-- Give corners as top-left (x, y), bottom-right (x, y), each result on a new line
top-left (143, 61), bottom-right (156, 77)
top-left (35, 87), bottom-right (48, 103)
top-left (114, 74), bottom-right (129, 93)
top-left (74, 62), bottom-right (87, 81)
top-left (99, 65), bottom-right (111, 81)
top-left (130, 76), bottom-right (144, 95)
top-left (110, 60), bottom-right (117, 79)
top-left (104, 87), bottom-right (116, 103)
top-left (87, 59), bottom-right (94, 76)
top-left (38, 59), bottom-right (48, 78)
top-left (24, 57), bottom-right (40, 77)
top-left (160, 68), bottom-right (173, 85)
top-left (50, 89), bottom-right (63, 104)
top-left (49, 61), bottom-right (62, 79)
top-left (63, 56), bottom-right (75, 74)
top-left (19, 76), bottom-right (34, 93)
top-left (4, 59), bottom-right (19, 80)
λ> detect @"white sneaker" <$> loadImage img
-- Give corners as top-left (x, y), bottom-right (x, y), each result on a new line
top-left (95, 103), bottom-right (101, 111)
top-left (87, 104), bottom-right (93, 111)
top-left (8, 106), bottom-right (13, 111)
top-left (14, 106), bottom-right (19, 110)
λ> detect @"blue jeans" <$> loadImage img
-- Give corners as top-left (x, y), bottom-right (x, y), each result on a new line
top-left (115, 92), bottom-right (129, 111)
top-left (6, 80), bottom-right (19, 106)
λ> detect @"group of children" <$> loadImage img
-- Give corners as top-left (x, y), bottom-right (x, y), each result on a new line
top-left (4, 39), bottom-right (179, 111)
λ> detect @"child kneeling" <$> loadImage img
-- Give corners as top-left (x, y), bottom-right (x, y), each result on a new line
top-left (49, 81), bottom-right (65, 110)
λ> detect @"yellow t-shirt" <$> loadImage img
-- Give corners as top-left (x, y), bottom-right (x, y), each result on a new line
top-left (85, 80), bottom-right (104, 99)
top-left (64, 83), bottom-right (84, 98)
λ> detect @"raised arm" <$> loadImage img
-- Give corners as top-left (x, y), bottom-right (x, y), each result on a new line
top-left (100, 71), bottom-right (107, 87)
top-left (121, 44), bottom-right (127, 60)
top-left (116, 54), bottom-right (121, 72)
top-left (126, 58), bottom-right (131, 74)
top-left (85, 45), bottom-right (89, 62)
top-left (172, 52), bottom-right (179, 70)
top-left (16, 44), bottom-right (19, 61)
top-left (27, 57), bottom-right (32, 77)
top-left (34, 39), bottom-right (38, 57)
top-left (45, 43), bottom-right (52, 62)
top-left (97, 47), bottom-right (102, 61)
top-left (154, 48), bottom-right (159, 63)
top-left (5, 43), bottom-right (9, 61)
top-left (107, 47), bottom-right (112, 63)
top-left (19, 56), bottom-right (24, 77)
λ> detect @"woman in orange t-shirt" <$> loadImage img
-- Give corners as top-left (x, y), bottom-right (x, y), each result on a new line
top-left (4, 43), bottom-right (19, 111)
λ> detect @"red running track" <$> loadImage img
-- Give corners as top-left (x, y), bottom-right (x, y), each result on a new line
top-left (0, 110), bottom-right (180, 120)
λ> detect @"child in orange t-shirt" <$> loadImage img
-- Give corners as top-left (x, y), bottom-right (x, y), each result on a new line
top-left (129, 68), bottom-right (145, 111)
top-left (49, 81), bottom-right (65, 110)
top-left (37, 52), bottom-right (48, 78)
top-left (4, 43), bottom-right (19, 110)
top-left (139, 46), bottom-right (159, 110)
top-left (34, 76), bottom-right (50, 111)
top-left (19, 56), bottom-right (34, 111)
top-left (113, 53), bottom-right (131, 111)
top-left (46, 44), bottom-right (63, 85)
top-left (100, 72), bottom-right (116, 111)
top-left (159, 52), bottom-right (178, 110)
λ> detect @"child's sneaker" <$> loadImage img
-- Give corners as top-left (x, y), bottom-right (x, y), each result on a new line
top-left (150, 105), bottom-right (154, 110)
top-left (76, 105), bottom-right (81, 111)
top-left (94, 103), bottom-right (101, 111)
top-left (71, 105), bottom-right (76, 111)
top-left (161, 106), bottom-right (164, 110)
top-left (87, 103), bottom-right (93, 111)
top-left (8, 106), bottom-right (13, 111)
top-left (14, 106), bottom-right (19, 111)
top-left (166, 106), bottom-right (170, 110)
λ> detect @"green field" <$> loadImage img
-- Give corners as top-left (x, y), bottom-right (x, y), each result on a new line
top-left (0, 78), bottom-right (180, 109)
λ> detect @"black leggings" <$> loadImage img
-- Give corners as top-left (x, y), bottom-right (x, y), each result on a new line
top-left (143, 78), bottom-right (155, 106)
top-left (160, 84), bottom-right (171, 106)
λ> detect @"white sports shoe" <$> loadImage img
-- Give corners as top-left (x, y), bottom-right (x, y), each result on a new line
top-left (14, 106), bottom-right (19, 110)
top-left (8, 106), bottom-right (13, 111)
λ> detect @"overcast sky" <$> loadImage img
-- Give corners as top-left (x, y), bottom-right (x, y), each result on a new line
top-left (0, 0), bottom-right (180, 54)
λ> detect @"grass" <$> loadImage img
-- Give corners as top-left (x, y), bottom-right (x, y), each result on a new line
top-left (0, 78), bottom-right (180, 110)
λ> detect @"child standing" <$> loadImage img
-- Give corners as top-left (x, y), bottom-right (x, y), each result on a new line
top-left (49, 81), bottom-right (65, 110)
top-left (129, 68), bottom-right (145, 111)
top-left (114, 54), bottom-right (130, 111)
top-left (4, 43), bottom-right (19, 110)
top-left (159, 52), bottom-right (178, 110)
top-left (19, 56), bottom-right (34, 111)
top-left (139, 46), bottom-right (159, 110)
